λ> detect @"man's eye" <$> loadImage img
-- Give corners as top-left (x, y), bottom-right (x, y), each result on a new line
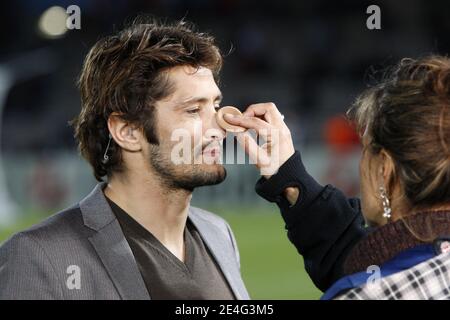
top-left (187, 108), bottom-right (200, 114)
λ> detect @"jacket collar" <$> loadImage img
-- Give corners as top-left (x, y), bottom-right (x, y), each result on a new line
top-left (189, 209), bottom-right (249, 300)
top-left (79, 182), bottom-right (150, 300)
top-left (344, 210), bottom-right (450, 275)
top-left (80, 182), bottom-right (114, 231)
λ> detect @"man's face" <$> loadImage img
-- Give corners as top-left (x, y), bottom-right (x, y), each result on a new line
top-left (143, 65), bottom-right (227, 191)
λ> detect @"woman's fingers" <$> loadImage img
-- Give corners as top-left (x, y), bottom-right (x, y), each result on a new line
top-left (235, 131), bottom-right (260, 165)
top-left (235, 131), bottom-right (271, 170)
top-left (242, 103), bottom-right (284, 126)
top-left (225, 101), bottom-right (295, 178)
top-left (223, 113), bottom-right (272, 138)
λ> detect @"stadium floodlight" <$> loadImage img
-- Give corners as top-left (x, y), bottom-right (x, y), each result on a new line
top-left (38, 6), bottom-right (68, 39)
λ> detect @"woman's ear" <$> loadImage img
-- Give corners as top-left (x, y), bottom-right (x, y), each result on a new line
top-left (379, 149), bottom-right (396, 194)
top-left (107, 112), bottom-right (142, 152)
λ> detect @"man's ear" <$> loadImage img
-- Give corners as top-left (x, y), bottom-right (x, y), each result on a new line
top-left (107, 112), bottom-right (142, 152)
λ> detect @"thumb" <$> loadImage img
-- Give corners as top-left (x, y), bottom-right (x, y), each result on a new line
top-left (236, 131), bottom-right (271, 168)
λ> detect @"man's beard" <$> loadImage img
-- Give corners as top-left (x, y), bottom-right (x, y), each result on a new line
top-left (148, 143), bottom-right (227, 192)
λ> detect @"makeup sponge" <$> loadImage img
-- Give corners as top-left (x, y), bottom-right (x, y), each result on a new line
top-left (216, 106), bottom-right (246, 133)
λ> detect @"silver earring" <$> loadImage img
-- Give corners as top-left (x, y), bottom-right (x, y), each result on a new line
top-left (102, 133), bottom-right (112, 164)
top-left (379, 186), bottom-right (392, 219)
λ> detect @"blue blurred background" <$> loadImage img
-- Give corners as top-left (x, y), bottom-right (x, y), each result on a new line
top-left (0, 0), bottom-right (449, 299)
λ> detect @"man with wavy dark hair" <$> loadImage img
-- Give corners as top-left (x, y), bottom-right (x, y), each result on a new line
top-left (0, 18), bottom-right (249, 300)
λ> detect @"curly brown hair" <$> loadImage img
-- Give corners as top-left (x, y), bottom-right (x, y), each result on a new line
top-left (71, 16), bottom-right (223, 181)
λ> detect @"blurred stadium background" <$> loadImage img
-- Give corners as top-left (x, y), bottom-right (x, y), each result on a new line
top-left (0, 0), bottom-right (449, 299)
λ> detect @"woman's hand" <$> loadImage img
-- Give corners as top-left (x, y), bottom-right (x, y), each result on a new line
top-left (223, 102), bottom-right (295, 179)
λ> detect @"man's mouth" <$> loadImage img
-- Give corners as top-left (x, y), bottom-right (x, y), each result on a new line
top-left (202, 146), bottom-right (221, 158)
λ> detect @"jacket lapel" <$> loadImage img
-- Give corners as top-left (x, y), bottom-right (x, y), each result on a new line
top-left (189, 208), bottom-right (249, 300)
top-left (79, 182), bottom-right (150, 300)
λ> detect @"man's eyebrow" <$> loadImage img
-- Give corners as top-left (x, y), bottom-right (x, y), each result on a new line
top-left (175, 93), bottom-right (223, 108)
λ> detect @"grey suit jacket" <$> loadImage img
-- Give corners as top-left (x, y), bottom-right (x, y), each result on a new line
top-left (0, 183), bottom-right (249, 300)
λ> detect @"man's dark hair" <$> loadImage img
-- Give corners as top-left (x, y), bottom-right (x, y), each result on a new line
top-left (71, 16), bottom-right (223, 181)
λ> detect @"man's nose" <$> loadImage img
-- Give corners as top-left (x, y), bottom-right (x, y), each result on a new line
top-left (206, 110), bottom-right (226, 141)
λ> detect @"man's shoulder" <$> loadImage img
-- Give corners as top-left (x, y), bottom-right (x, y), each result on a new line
top-left (1, 204), bottom-right (89, 250)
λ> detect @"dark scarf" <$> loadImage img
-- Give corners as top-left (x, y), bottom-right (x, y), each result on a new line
top-left (343, 210), bottom-right (450, 275)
